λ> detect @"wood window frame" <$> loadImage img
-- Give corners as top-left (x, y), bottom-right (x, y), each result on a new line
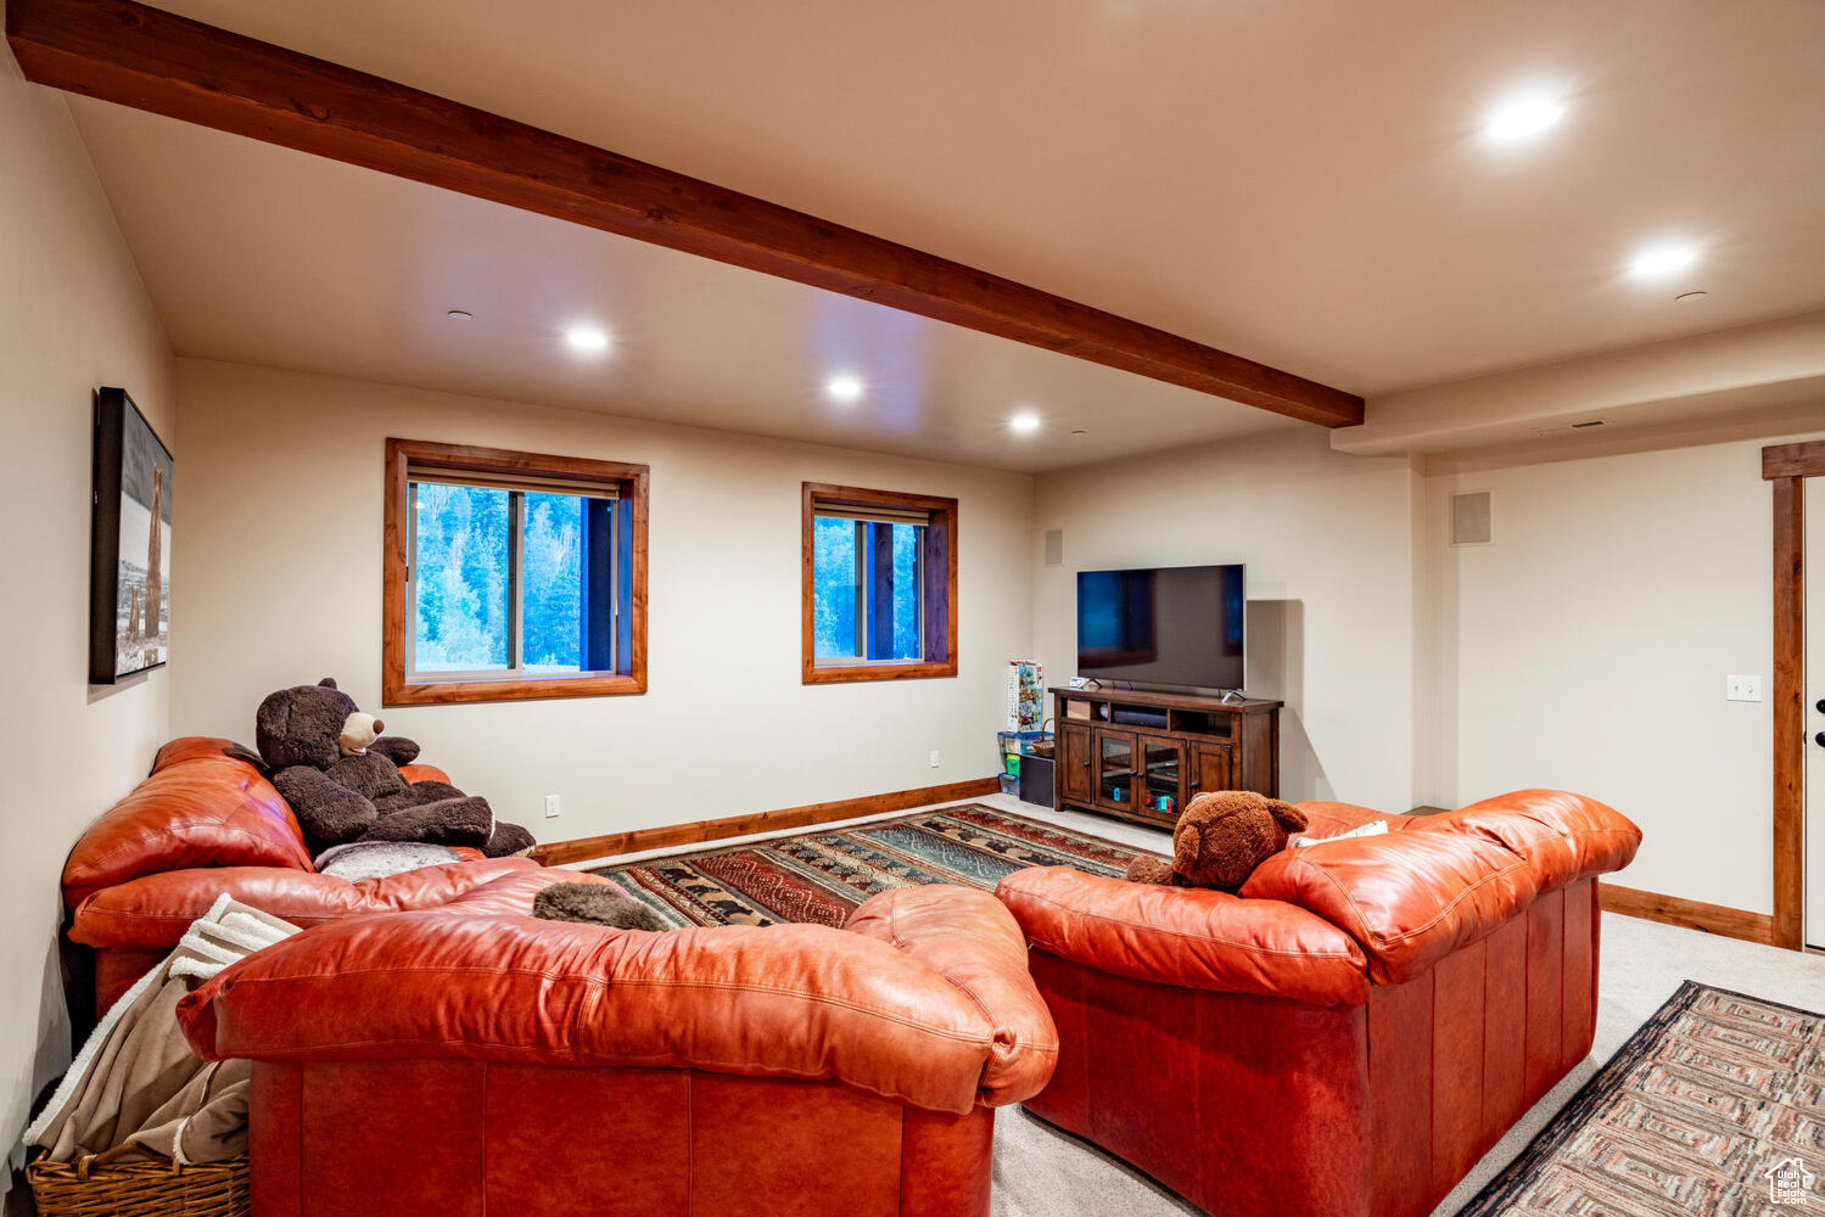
top-left (383, 438), bottom-right (648, 706)
top-left (802, 483), bottom-right (957, 684)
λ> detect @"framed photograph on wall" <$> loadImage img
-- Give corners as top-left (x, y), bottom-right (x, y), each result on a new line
top-left (89, 387), bottom-right (173, 683)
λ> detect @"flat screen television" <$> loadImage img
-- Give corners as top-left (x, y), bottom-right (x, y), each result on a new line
top-left (1076, 564), bottom-right (1245, 692)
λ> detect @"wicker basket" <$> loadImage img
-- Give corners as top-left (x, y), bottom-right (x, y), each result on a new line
top-left (26, 1149), bottom-right (250, 1217)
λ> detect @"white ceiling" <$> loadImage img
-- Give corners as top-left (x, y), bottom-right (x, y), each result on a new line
top-left (60, 0), bottom-right (1825, 471)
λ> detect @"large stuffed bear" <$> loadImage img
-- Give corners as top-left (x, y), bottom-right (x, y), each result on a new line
top-left (1124, 790), bottom-right (1306, 892)
top-left (251, 678), bottom-right (534, 859)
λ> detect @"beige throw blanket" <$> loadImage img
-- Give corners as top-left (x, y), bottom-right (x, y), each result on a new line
top-left (25, 895), bottom-right (297, 1164)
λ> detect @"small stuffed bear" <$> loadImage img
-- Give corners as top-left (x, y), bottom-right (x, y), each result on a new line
top-left (252, 678), bottom-right (534, 859)
top-left (1125, 790), bottom-right (1308, 892)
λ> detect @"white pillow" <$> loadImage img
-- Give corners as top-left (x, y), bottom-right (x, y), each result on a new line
top-left (1292, 819), bottom-right (1389, 848)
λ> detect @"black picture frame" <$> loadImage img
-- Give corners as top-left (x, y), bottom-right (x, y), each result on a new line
top-left (89, 387), bottom-right (173, 684)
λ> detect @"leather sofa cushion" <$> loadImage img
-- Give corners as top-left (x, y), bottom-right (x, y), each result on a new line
top-left (1242, 831), bottom-right (1536, 984)
top-left (1294, 802), bottom-right (1419, 840)
top-left (434, 865), bottom-right (623, 914)
top-left (64, 738), bottom-right (313, 906)
top-left (996, 867), bottom-right (1370, 1007)
top-left (844, 884), bottom-right (1058, 1105)
top-left (69, 857), bottom-right (543, 949)
top-left (178, 882), bottom-right (1056, 1115)
top-left (1245, 791), bottom-right (1639, 984)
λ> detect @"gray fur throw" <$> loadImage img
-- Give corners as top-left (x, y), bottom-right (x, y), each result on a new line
top-left (315, 841), bottom-right (463, 883)
top-left (532, 883), bottom-right (672, 931)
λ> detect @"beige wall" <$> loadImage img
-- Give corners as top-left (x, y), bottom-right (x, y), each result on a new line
top-left (171, 359), bottom-right (1035, 844)
top-left (1031, 429), bottom-right (1421, 813)
top-left (1033, 418), bottom-right (1814, 920)
top-left (1425, 432), bottom-right (1824, 916)
top-left (0, 62), bottom-right (174, 1179)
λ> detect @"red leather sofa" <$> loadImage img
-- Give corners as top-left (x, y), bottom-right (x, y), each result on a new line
top-left (63, 738), bottom-right (545, 1010)
top-left (176, 874), bottom-right (1057, 1217)
top-left (996, 790), bottom-right (1641, 1217)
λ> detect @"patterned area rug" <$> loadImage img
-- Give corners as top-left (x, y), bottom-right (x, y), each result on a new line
top-left (588, 803), bottom-right (1150, 928)
top-left (1461, 981), bottom-right (1825, 1216)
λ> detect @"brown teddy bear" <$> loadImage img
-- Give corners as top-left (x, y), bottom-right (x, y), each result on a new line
top-left (1125, 790), bottom-right (1307, 891)
top-left (247, 678), bottom-right (534, 859)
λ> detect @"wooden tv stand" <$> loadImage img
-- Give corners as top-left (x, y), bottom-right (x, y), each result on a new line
top-left (1051, 685), bottom-right (1281, 829)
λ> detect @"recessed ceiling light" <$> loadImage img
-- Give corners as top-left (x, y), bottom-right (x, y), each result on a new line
top-left (1675, 290), bottom-right (1708, 303)
top-left (446, 309), bottom-right (473, 322)
top-left (564, 325), bottom-right (611, 353)
top-left (1071, 429), bottom-right (1089, 438)
top-left (1010, 412), bottom-right (1042, 435)
top-left (1483, 92), bottom-right (1565, 142)
top-left (825, 373), bottom-right (864, 403)
top-left (1626, 241), bottom-right (1701, 281)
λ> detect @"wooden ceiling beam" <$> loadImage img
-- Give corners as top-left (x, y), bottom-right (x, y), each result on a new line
top-left (6, 0), bottom-right (1364, 427)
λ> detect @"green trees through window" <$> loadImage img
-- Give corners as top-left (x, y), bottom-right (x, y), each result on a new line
top-left (386, 440), bottom-right (648, 704)
top-left (410, 482), bottom-right (597, 676)
top-left (522, 492), bottom-right (583, 672)
top-left (412, 483), bottom-right (509, 670)
top-left (812, 515), bottom-right (923, 663)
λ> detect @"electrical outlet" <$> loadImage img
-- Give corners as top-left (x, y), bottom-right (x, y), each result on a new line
top-left (1725, 675), bottom-right (1762, 703)
top-left (929, 750), bottom-right (941, 768)
top-left (544, 793), bottom-right (561, 818)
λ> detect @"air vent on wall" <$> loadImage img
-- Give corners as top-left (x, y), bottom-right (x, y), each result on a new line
top-left (1043, 529), bottom-right (1064, 567)
top-left (1450, 491), bottom-right (1493, 547)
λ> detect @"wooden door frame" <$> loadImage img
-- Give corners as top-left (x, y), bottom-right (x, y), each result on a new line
top-left (1762, 441), bottom-right (1825, 950)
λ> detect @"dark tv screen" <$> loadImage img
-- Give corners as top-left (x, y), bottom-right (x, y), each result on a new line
top-left (1076, 564), bottom-right (1245, 691)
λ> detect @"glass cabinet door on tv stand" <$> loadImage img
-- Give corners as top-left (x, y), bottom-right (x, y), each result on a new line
top-left (1095, 733), bottom-right (1138, 812)
top-left (1140, 736), bottom-right (1186, 821)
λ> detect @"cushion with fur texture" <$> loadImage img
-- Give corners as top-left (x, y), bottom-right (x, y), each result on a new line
top-left (315, 841), bottom-right (464, 883)
top-left (357, 796), bottom-right (493, 847)
top-left (532, 882), bottom-right (671, 931)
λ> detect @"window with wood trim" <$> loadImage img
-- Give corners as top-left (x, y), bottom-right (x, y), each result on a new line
top-left (384, 439), bottom-right (647, 705)
top-left (802, 483), bottom-right (957, 683)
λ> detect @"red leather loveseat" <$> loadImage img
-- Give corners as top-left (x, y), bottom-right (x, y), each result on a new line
top-left (63, 738), bottom-right (544, 1010)
top-left (176, 875), bottom-right (1057, 1217)
top-left (996, 790), bottom-right (1641, 1217)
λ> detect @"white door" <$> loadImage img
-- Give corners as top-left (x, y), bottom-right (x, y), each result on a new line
top-left (1806, 489), bottom-right (1825, 948)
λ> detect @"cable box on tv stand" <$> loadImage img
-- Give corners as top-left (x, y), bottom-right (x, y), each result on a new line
top-left (1110, 707), bottom-right (1170, 729)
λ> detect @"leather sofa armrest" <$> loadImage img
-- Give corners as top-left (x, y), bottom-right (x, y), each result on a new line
top-left (64, 738), bottom-right (313, 905)
top-left (1242, 830), bottom-right (1535, 984)
top-left (68, 858), bottom-right (542, 949)
top-left (178, 881), bottom-right (1052, 1115)
top-left (995, 867), bottom-right (1370, 1007)
top-left (844, 885), bottom-right (1057, 1106)
top-left (1247, 789), bottom-right (1640, 984)
top-left (1413, 789), bottom-right (1642, 892)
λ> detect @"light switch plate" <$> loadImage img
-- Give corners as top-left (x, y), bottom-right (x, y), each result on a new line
top-left (544, 793), bottom-right (561, 818)
top-left (1726, 675), bottom-right (1762, 703)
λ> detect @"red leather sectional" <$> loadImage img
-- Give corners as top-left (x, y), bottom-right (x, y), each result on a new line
top-left (177, 875), bottom-right (1058, 1217)
top-left (63, 738), bottom-right (541, 1009)
top-left (997, 790), bottom-right (1642, 1217)
top-left (64, 739), bottom-right (1639, 1216)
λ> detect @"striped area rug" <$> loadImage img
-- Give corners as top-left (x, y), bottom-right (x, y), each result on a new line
top-left (587, 803), bottom-right (1150, 928)
top-left (1461, 981), bottom-right (1825, 1216)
